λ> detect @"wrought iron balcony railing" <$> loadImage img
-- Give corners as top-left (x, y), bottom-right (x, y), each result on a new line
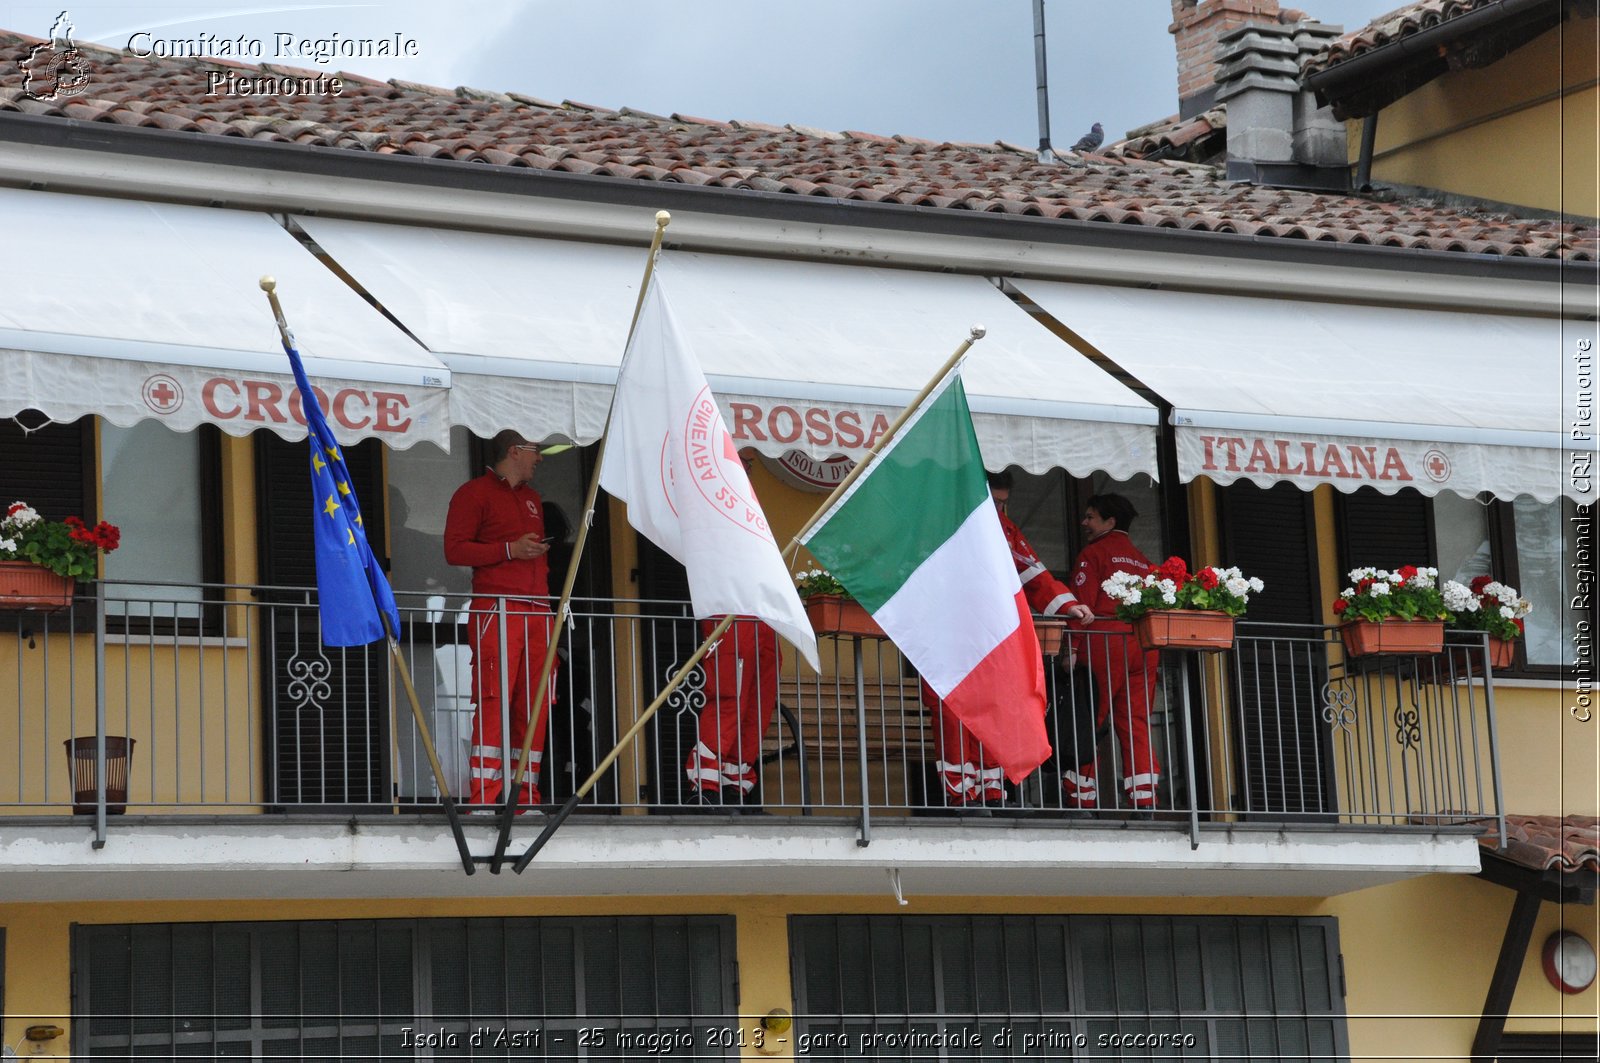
top-left (1, 581), bottom-right (1504, 849)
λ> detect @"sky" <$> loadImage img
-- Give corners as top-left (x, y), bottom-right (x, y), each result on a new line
top-left (5, 0), bottom-right (1407, 149)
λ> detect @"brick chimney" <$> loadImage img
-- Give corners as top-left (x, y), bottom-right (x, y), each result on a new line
top-left (1169, 0), bottom-right (1307, 119)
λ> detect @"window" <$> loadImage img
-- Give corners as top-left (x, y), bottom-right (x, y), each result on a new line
top-left (75, 916), bottom-right (737, 1058)
top-left (1509, 497), bottom-right (1587, 668)
top-left (100, 421), bottom-right (221, 621)
top-left (1339, 487), bottom-right (1592, 674)
top-left (1003, 468), bottom-right (1164, 573)
top-left (791, 914), bottom-right (1348, 1061)
top-left (385, 428), bottom-right (600, 602)
top-left (387, 426), bottom-right (475, 599)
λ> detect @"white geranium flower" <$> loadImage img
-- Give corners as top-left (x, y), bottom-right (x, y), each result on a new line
top-left (1370, 583), bottom-right (1390, 597)
top-left (0, 536), bottom-right (15, 553)
top-left (3, 502), bottom-right (40, 528)
top-left (1248, 577), bottom-right (1264, 593)
top-left (1162, 591), bottom-right (1178, 605)
top-left (1442, 581), bottom-right (1478, 611)
top-left (1340, 588), bottom-right (1355, 599)
top-left (1499, 605), bottom-right (1516, 620)
top-left (1225, 577), bottom-right (1249, 598)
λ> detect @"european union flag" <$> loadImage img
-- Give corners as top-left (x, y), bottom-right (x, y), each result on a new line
top-left (282, 341), bottom-right (401, 647)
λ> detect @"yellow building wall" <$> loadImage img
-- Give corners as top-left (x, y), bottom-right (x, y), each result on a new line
top-left (1330, 875), bottom-right (1600, 1060)
top-left (1353, 21), bottom-right (1599, 216)
top-left (0, 638), bottom-right (264, 811)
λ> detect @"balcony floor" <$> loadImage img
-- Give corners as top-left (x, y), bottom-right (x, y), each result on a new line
top-left (0, 815), bottom-right (1485, 901)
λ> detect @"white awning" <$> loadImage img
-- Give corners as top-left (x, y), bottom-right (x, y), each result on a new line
top-left (0, 189), bottom-right (451, 450)
top-left (1013, 278), bottom-right (1593, 504)
top-left (295, 216), bottom-right (1160, 482)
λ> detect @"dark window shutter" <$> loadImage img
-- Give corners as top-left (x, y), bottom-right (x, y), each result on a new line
top-left (0, 413), bottom-right (92, 520)
top-left (255, 431), bottom-right (389, 807)
top-left (1219, 482), bottom-right (1332, 816)
top-left (1337, 486), bottom-right (1434, 573)
top-left (256, 433), bottom-right (386, 590)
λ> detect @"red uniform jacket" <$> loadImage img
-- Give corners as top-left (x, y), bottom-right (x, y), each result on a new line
top-left (1070, 530), bottom-right (1153, 627)
top-left (443, 471), bottom-right (550, 600)
top-left (1000, 510), bottom-right (1080, 617)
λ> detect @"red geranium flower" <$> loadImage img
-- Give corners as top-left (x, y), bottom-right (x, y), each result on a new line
top-left (1470, 575), bottom-right (1492, 593)
top-left (1332, 599), bottom-right (1348, 615)
top-left (1158, 556), bottom-right (1189, 584)
top-left (1197, 568), bottom-right (1219, 590)
top-left (1396, 564), bottom-right (1419, 582)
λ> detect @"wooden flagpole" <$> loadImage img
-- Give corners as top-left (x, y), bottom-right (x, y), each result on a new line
top-left (488, 210), bottom-right (674, 871)
top-left (511, 325), bottom-right (987, 872)
top-left (259, 276), bottom-right (476, 876)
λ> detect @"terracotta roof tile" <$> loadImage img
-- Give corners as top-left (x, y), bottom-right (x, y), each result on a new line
top-left (1304, 0), bottom-right (1491, 75)
top-left (2, 29), bottom-right (1593, 262)
top-left (1479, 814), bottom-right (1600, 874)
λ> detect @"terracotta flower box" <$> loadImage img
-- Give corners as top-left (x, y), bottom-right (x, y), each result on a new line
top-left (803, 594), bottom-right (886, 639)
top-left (1438, 636), bottom-right (1517, 680)
top-left (1339, 618), bottom-right (1446, 658)
top-left (0, 561), bottom-right (74, 611)
top-left (1132, 609), bottom-right (1236, 652)
top-left (1034, 618), bottom-right (1069, 655)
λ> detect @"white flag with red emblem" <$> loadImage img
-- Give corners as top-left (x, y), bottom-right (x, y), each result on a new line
top-left (599, 273), bottom-right (819, 670)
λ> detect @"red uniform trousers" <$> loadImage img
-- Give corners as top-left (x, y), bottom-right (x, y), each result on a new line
top-left (467, 598), bottom-right (557, 807)
top-left (921, 681), bottom-right (1008, 805)
top-left (686, 617), bottom-right (779, 797)
top-left (1064, 622), bottom-right (1160, 809)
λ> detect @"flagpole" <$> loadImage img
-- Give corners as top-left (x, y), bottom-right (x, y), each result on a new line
top-left (260, 276), bottom-right (476, 877)
top-left (511, 324), bottom-right (987, 872)
top-left (489, 210), bottom-right (673, 871)
top-left (787, 325), bottom-right (986, 550)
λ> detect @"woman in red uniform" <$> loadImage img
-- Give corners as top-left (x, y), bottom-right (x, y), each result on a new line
top-left (1065, 493), bottom-right (1161, 815)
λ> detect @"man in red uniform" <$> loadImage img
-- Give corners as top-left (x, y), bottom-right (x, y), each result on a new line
top-left (443, 430), bottom-right (557, 809)
top-left (1065, 493), bottom-right (1161, 815)
top-left (922, 470), bottom-right (1094, 809)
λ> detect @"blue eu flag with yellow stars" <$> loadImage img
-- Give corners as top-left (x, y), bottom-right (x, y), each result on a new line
top-left (282, 341), bottom-right (401, 647)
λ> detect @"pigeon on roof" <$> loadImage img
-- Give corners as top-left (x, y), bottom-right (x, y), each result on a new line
top-left (1070, 122), bottom-right (1104, 153)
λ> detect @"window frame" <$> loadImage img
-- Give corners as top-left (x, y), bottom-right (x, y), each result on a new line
top-left (790, 913), bottom-right (1350, 1061)
top-left (98, 421), bottom-right (226, 639)
top-left (1486, 497), bottom-right (1596, 678)
top-left (73, 915), bottom-right (739, 1058)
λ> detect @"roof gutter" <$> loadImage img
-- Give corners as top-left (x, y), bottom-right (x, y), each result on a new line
top-left (1304, 0), bottom-right (1561, 113)
top-left (0, 112), bottom-right (1590, 316)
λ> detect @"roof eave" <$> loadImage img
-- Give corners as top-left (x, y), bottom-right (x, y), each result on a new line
top-left (0, 110), bottom-right (1590, 297)
top-left (1304, 0), bottom-right (1573, 117)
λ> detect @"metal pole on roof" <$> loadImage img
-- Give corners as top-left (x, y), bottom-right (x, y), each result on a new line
top-left (1033, 0), bottom-right (1056, 164)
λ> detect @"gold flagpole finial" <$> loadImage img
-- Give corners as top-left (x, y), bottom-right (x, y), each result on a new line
top-left (258, 276), bottom-right (276, 293)
top-left (654, 210), bottom-right (671, 228)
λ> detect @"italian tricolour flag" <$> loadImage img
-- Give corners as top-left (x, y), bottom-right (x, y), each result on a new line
top-left (800, 371), bottom-right (1050, 782)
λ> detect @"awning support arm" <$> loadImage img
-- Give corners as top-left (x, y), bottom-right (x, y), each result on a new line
top-left (1470, 885), bottom-right (1541, 1063)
